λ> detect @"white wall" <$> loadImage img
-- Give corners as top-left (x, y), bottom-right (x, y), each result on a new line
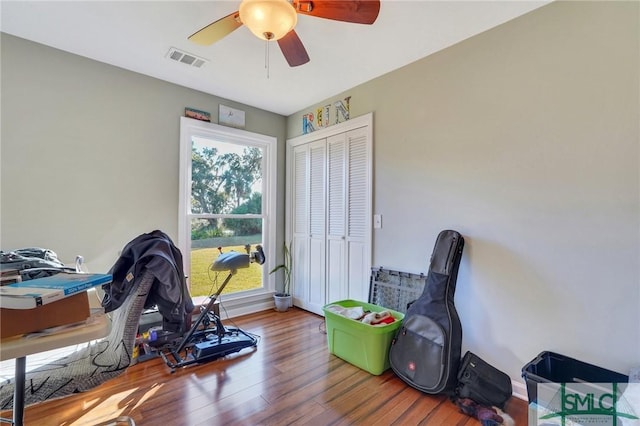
top-left (0, 34), bottom-right (287, 273)
top-left (287, 1), bottom-right (640, 391)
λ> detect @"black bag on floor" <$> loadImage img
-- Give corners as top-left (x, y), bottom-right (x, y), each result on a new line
top-left (389, 230), bottom-right (465, 394)
top-left (456, 351), bottom-right (512, 408)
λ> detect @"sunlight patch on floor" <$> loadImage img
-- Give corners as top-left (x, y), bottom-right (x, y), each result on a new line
top-left (73, 384), bottom-right (164, 425)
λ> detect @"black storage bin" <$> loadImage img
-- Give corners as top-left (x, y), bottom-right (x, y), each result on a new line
top-left (522, 351), bottom-right (629, 404)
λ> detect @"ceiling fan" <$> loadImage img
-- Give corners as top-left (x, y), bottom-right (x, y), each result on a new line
top-left (188, 0), bottom-right (381, 67)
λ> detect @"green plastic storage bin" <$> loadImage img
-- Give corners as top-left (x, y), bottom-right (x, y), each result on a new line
top-left (322, 299), bottom-right (404, 375)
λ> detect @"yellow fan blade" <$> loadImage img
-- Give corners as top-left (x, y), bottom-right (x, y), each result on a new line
top-left (188, 11), bottom-right (242, 46)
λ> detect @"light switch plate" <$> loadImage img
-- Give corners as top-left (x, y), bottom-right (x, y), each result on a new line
top-left (373, 214), bottom-right (382, 229)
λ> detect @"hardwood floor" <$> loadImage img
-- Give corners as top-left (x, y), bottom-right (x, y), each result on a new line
top-left (2, 308), bottom-right (528, 425)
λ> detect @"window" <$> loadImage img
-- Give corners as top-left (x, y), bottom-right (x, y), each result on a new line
top-left (179, 117), bottom-right (276, 299)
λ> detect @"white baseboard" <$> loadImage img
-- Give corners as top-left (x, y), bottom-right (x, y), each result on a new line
top-left (222, 300), bottom-right (275, 318)
top-left (215, 292), bottom-right (275, 320)
top-left (512, 379), bottom-right (529, 401)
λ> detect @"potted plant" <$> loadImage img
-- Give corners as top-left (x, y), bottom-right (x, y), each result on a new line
top-left (270, 241), bottom-right (292, 312)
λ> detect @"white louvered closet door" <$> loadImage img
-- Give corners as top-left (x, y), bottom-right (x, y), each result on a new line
top-left (326, 133), bottom-right (346, 304)
top-left (287, 113), bottom-right (372, 316)
top-left (344, 126), bottom-right (370, 302)
top-left (326, 127), bottom-right (370, 304)
top-left (291, 140), bottom-right (327, 314)
top-left (291, 144), bottom-right (309, 310)
top-left (307, 140), bottom-right (327, 313)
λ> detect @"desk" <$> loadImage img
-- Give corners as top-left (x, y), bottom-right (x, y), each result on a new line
top-left (0, 310), bottom-right (110, 426)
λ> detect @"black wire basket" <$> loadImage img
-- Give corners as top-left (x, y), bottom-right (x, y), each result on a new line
top-left (368, 267), bottom-right (426, 314)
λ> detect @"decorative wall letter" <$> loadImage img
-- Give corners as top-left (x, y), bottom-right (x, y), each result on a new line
top-left (334, 96), bottom-right (351, 124)
top-left (302, 96), bottom-right (351, 133)
top-left (303, 113), bottom-right (316, 134)
top-left (316, 104), bottom-right (330, 129)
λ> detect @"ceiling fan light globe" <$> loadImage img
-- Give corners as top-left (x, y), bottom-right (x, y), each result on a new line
top-left (239, 0), bottom-right (297, 41)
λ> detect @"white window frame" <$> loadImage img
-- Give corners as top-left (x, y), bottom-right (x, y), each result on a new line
top-left (178, 117), bottom-right (277, 302)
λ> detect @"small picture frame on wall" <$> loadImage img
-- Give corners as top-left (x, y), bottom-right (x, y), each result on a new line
top-left (219, 104), bottom-right (245, 129)
top-left (185, 107), bottom-right (211, 122)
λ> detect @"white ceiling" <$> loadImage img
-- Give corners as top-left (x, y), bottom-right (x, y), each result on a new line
top-left (1, 0), bottom-right (549, 116)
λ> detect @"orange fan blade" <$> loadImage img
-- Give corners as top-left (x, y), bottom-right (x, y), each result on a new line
top-left (188, 11), bottom-right (242, 45)
top-left (277, 30), bottom-right (310, 67)
top-left (294, 0), bottom-right (380, 25)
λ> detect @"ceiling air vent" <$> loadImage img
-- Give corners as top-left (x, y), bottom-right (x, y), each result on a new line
top-left (166, 47), bottom-right (208, 68)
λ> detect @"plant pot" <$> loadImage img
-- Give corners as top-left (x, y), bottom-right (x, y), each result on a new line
top-left (274, 293), bottom-right (292, 312)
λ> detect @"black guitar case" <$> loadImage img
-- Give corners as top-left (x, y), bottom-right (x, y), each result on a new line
top-left (389, 230), bottom-right (465, 394)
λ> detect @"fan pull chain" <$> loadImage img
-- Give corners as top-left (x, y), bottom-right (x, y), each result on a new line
top-left (264, 40), bottom-right (270, 79)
